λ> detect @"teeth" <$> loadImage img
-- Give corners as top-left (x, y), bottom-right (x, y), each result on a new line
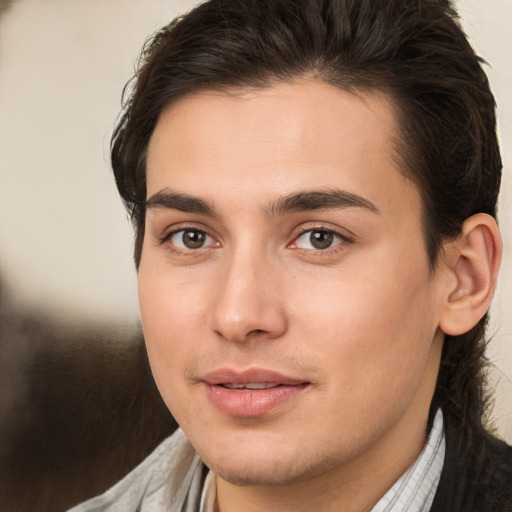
top-left (223, 383), bottom-right (280, 390)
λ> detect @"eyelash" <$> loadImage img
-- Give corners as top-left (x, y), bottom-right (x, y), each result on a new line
top-left (159, 225), bottom-right (219, 255)
top-left (288, 226), bottom-right (353, 253)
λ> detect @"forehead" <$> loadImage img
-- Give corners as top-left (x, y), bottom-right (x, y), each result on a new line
top-left (146, 80), bottom-right (418, 218)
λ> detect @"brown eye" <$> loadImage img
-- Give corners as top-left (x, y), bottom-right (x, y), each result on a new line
top-left (183, 230), bottom-right (206, 248)
top-left (170, 229), bottom-right (215, 250)
top-left (310, 231), bottom-right (334, 249)
top-left (294, 229), bottom-right (345, 250)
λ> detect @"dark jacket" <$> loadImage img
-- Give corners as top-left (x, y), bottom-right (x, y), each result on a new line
top-left (430, 412), bottom-right (512, 511)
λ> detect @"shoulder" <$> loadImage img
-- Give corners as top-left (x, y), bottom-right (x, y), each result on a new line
top-left (474, 431), bottom-right (512, 511)
top-left (431, 415), bottom-right (512, 512)
top-left (65, 429), bottom-right (203, 512)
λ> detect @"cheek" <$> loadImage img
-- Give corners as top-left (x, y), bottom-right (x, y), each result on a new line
top-left (137, 266), bottom-right (211, 404)
top-left (291, 257), bottom-right (437, 380)
top-left (138, 263), bottom-right (210, 339)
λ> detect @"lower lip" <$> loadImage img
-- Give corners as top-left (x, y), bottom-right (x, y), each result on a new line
top-left (204, 383), bottom-right (309, 417)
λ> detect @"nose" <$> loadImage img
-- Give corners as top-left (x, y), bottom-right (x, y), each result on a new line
top-left (208, 250), bottom-right (287, 343)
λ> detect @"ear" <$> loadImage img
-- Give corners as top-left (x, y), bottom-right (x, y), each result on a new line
top-left (439, 213), bottom-right (502, 336)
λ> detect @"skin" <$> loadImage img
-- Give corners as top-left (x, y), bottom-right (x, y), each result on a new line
top-left (139, 80), bottom-right (451, 512)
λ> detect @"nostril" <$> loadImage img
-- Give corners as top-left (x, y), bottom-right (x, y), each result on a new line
top-left (246, 328), bottom-right (269, 338)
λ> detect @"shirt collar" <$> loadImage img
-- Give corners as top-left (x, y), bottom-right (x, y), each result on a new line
top-left (372, 408), bottom-right (445, 511)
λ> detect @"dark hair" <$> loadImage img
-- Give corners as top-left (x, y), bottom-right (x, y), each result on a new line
top-left (111, 0), bottom-right (502, 432)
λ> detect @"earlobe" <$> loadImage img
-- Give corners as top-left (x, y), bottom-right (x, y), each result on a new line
top-left (439, 213), bottom-right (502, 336)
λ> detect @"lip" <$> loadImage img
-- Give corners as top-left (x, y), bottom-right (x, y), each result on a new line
top-left (201, 368), bottom-right (310, 418)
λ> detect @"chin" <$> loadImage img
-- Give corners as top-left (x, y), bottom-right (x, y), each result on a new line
top-left (209, 460), bottom-right (309, 487)
top-left (198, 440), bottom-right (346, 487)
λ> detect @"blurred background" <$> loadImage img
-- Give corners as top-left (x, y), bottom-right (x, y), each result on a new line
top-left (0, 0), bottom-right (511, 510)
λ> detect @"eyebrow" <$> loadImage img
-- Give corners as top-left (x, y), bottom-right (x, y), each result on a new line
top-left (265, 189), bottom-right (379, 216)
top-left (145, 188), bottom-right (379, 218)
top-left (146, 190), bottom-right (219, 217)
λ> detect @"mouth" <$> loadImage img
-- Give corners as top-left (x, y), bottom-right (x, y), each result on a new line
top-left (201, 368), bottom-right (311, 417)
top-left (221, 382), bottom-right (287, 390)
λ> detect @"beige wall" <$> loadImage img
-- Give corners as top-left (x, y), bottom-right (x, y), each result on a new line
top-left (0, 0), bottom-right (510, 441)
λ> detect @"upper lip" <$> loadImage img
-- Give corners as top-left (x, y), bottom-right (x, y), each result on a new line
top-left (201, 367), bottom-right (309, 386)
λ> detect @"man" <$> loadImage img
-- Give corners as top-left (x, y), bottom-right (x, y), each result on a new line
top-left (69, 0), bottom-right (511, 510)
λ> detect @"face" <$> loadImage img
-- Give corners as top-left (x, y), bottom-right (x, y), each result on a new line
top-left (139, 81), bottom-right (447, 487)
